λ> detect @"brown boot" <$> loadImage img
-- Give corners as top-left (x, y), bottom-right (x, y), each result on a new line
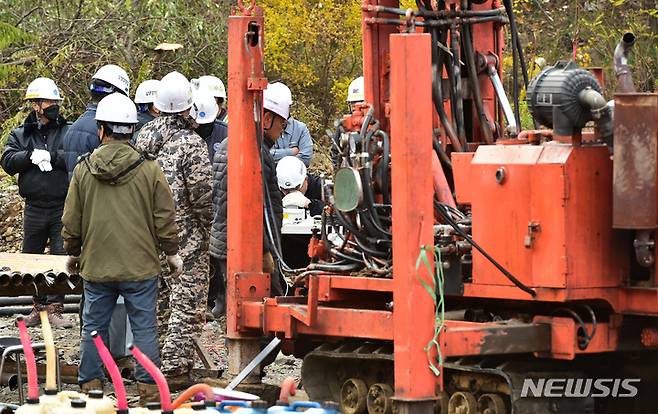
top-left (137, 382), bottom-right (160, 405)
top-left (23, 304), bottom-right (45, 327)
top-left (166, 372), bottom-right (193, 392)
top-left (80, 378), bottom-right (103, 393)
top-left (47, 303), bottom-right (73, 329)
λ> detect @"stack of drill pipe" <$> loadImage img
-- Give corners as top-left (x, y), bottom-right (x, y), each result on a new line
top-left (0, 253), bottom-right (81, 297)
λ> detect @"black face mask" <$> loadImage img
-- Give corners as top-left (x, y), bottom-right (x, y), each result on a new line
top-left (42, 105), bottom-right (60, 122)
top-left (195, 123), bottom-right (214, 139)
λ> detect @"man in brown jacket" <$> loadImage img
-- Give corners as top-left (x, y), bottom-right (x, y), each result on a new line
top-left (61, 93), bottom-right (181, 401)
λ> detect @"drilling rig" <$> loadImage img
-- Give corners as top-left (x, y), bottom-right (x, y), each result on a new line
top-left (224, 0), bottom-right (658, 413)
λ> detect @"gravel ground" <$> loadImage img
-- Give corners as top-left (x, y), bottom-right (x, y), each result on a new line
top-left (0, 313), bottom-right (302, 405)
top-left (0, 183), bottom-right (302, 406)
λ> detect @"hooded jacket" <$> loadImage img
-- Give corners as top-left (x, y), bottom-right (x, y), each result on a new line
top-left (62, 140), bottom-right (179, 282)
top-left (1, 111), bottom-right (69, 208)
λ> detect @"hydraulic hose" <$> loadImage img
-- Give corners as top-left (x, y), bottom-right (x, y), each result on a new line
top-left (130, 344), bottom-right (172, 412)
top-left (375, 130), bottom-right (391, 205)
top-left (38, 311), bottom-right (57, 391)
top-left (430, 26), bottom-right (463, 152)
top-left (171, 384), bottom-right (214, 409)
top-left (435, 201), bottom-right (536, 297)
top-left (92, 332), bottom-right (129, 411)
top-left (461, 3), bottom-right (494, 144)
top-left (449, 18), bottom-right (467, 146)
top-left (16, 317), bottom-right (39, 402)
top-left (502, 0), bottom-right (523, 130)
top-left (308, 262), bottom-right (363, 272)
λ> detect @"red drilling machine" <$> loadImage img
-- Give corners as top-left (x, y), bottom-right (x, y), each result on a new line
top-left (224, 0), bottom-right (658, 413)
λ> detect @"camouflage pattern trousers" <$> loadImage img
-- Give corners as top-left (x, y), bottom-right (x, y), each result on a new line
top-left (157, 230), bottom-right (209, 376)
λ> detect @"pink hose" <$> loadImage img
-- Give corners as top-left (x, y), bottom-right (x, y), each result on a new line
top-left (130, 344), bottom-right (171, 411)
top-left (16, 317), bottom-right (39, 401)
top-left (91, 331), bottom-right (129, 411)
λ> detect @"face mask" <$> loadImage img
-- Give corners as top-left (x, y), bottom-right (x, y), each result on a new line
top-left (42, 105), bottom-right (60, 121)
top-left (195, 123), bottom-right (214, 139)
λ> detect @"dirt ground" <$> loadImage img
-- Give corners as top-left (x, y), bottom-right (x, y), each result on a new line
top-left (0, 182), bottom-right (302, 406)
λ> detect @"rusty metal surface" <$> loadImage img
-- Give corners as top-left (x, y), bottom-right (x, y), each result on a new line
top-left (613, 93), bottom-right (658, 229)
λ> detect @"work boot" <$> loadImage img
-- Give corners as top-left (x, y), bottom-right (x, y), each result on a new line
top-left (23, 304), bottom-right (45, 327)
top-left (137, 382), bottom-right (160, 405)
top-left (166, 372), bottom-right (193, 392)
top-left (80, 379), bottom-right (103, 393)
top-left (212, 294), bottom-right (226, 318)
top-left (47, 303), bottom-right (73, 329)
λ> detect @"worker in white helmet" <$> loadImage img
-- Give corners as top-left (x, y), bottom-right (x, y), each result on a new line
top-left (0, 77), bottom-right (73, 329)
top-left (189, 92), bottom-right (228, 318)
top-left (190, 91), bottom-right (227, 163)
top-left (276, 156), bottom-right (324, 269)
top-left (62, 92), bottom-right (180, 399)
top-left (276, 156), bottom-right (324, 216)
top-left (346, 75), bottom-right (365, 112)
top-left (192, 75), bottom-right (228, 123)
top-left (63, 64), bottom-right (131, 180)
top-left (135, 71), bottom-right (212, 390)
top-left (268, 82), bottom-right (313, 167)
top-left (133, 79), bottom-right (161, 134)
top-left (209, 81), bottom-right (288, 314)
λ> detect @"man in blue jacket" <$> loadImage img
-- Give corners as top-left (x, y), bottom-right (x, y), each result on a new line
top-left (267, 84), bottom-right (313, 166)
top-left (0, 77), bottom-right (72, 328)
top-left (63, 64), bottom-right (130, 179)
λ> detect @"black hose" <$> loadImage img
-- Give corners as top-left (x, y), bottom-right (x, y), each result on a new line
top-left (435, 201), bottom-right (536, 297)
top-left (461, 1), bottom-right (494, 144)
top-left (430, 26), bottom-right (462, 152)
top-left (449, 17), bottom-right (467, 147)
top-left (433, 135), bottom-right (453, 168)
top-left (308, 262), bottom-right (364, 272)
top-left (502, 0), bottom-right (521, 130)
top-left (375, 130), bottom-right (391, 205)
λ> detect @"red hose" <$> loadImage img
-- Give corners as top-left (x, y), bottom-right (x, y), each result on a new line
top-left (130, 344), bottom-right (171, 411)
top-left (16, 317), bottom-right (39, 401)
top-left (171, 383), bottom-right (213, 409)
top-left (91, 331), bottom-right (129, 411)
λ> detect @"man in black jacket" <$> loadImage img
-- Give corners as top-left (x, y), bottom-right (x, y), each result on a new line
top-left (209, 82), bottom-right (288, 305)
top-left (0, 77), bottom-right (72, 328)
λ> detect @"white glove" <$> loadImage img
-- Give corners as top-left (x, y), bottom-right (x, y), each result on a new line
top-left (166, 254), bottom-right (183, 277)
top-left (66, 256), bottom-right (80, 275)
top-left (282, 191), bottom-right (311, 209)
top-left (30, 149), bottom-right (51, 165)
top-left (38, 160), bottom-right (53, 172)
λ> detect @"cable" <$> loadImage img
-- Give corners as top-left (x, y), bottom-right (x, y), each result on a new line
top-left (434, 201), bottom-right (536, 297)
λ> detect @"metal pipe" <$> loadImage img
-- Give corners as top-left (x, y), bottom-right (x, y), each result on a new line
top-left (0, 373), bottom-right (17, 390)
top-left (487, 64), bottom-right (517, 135)
top-left (0, 274), bottom-right (9, 287)
top-left (578, 88), bottom-right (607, 110)
top-left (10, 274), bottom-right (22, 286)
top-left (0, 305), bottom-right (79, 316)
top-left (613, 32), bottom-right (636, 93)
top-left (0, 295), bottom-right (82, 307)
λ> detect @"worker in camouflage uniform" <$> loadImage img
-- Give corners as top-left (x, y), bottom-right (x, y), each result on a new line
top-left (135, 71), bottom-right (213, 389)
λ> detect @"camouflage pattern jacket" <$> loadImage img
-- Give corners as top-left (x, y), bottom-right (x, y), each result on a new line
top-left (135, 114), bottom-right (213, 244)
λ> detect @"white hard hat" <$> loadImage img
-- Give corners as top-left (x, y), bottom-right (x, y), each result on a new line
top-left (154, 71), bottom-right (194, 114)
top-left (346, 76), bottom-right (364, 103)
top-left (276, 156), bottom-right (307, 190)
top-left (24, 77), bottom-right (63, 101)
top-left (95, 93), bottom-right (138, 133)
top-left (192, 75), bottom-right (227, 100)
top-left (134, 79), bottom-right (161, 104)
top-left (91, 64), bottom-right (130, 96)
top-left (190, 92), bottom-right (219, 124)
top-left (263, 82), bottom-right (292, 120)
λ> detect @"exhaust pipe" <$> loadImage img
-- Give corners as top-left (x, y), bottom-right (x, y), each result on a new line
top-left (614, 32), bottom-right (636, 93)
